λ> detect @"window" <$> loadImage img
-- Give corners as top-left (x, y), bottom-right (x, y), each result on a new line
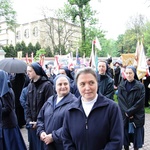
top-left (24, 29), bottom-right (29, 38)
top-left (16, 31), bottom-right (21, 39)
top-left (33, 27), bottom-right (38, 37)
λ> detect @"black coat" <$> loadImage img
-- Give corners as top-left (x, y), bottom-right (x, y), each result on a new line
top-left (97, 73), bottom-right (114, 100)
top-left (1, 89), bottom-right (18, 128)
top-left (62, 94), bottom-right (123, 150)
top-left (26, 76), bottom-right (54, 123)
top-left (118, 79), bottom-right (145, 127)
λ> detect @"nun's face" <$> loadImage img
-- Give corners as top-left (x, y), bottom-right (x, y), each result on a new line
top-left (125, 68), bottom-right (134, 82)
top-left (77, 73), bottom-right (98, 102)
top-left (27, 66), bottom-right (37, 80)
top-left (98, 61), bottom-right (106, 75)
top-left (55, 77), bottom-right (70, 97)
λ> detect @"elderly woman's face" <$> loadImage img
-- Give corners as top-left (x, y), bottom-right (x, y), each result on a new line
top-left (55, 77), bottom-right (70, 97)
top-left (125, 68), bottom-right (134, 82)
top-left (77, 73), bottom-right (98, 102)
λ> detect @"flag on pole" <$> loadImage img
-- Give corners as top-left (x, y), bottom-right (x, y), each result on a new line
top-left (133, 41), bottom-right (140, 67)
top-left (89, 40), bottom-right (98, 71)
top-left (17, 51), bottom-right (22, 59)
top-left (94, 37), bottom-right (102, 51)
top-left (31, 52), bottom-right (34, 62)
top-left (76, 48), bottom-right (80, 65)
top-left (137, 42), bottom-right (148, 80)
top-left (39, 54), bottom-right (45, 67)
top-left (25, 53), bottom-right (29, 63)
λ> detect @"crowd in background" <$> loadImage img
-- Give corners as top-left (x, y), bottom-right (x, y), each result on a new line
top-left (0, 56), bottom-right (150, 150)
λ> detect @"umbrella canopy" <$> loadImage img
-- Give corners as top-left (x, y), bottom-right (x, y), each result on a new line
top-left (0, 58), bottom-right (27, 73)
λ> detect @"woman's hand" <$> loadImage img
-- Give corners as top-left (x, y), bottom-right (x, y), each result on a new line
top-left (43, 133), bottom-right (54, 145)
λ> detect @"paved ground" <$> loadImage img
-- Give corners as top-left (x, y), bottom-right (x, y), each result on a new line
top-left (21, 114), bottom-right (150, 150)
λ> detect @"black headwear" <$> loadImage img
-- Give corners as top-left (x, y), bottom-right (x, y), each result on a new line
top-left (31, 62), bottom-right (47, 78)
top-left (126, 66), bottom-right (139, 80)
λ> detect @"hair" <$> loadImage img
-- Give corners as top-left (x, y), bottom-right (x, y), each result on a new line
top-left (75, 67), bottom-right (97, 83)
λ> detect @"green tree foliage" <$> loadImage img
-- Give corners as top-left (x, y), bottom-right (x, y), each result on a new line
top-left (116, 14), bottom-right (146, 56)
top-left (143, 21), bottom-right (150, 57)
top-left (45, 46), bottom-right (53, 57)
top-left (34, 49), bottom-right (46, 61)
top-left (27, 42), bottom-right (36, 57)
top-left (66, 0), bottom-right (98, 54)
top-left (3, 44), bottom-right (16, 57)
top-left (0, 0), bottom-right (16, 31)
top-left (35, 42), bottom-right (41, 51)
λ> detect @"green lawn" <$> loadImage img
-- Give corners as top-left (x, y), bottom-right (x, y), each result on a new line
top-left (114, 94), bottom-right (150, 114)
top-left (145, 107), bottom-right (150, 114)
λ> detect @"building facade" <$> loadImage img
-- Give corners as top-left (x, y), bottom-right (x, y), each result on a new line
top-left (0, 17), bottom-right (81, 53)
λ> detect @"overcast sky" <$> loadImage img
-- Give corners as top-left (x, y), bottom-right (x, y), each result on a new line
top-left (12, 0), bottom-right (150, 39)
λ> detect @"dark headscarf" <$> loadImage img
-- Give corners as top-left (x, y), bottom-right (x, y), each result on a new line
top-left (62, 67), bottom-right (74, 80)
top-left (31, 62), bottom-right (47, 78)
top-left (126, 66), bottom-right (139, 80)
top-left (0, 70), bottom-right (10, 97)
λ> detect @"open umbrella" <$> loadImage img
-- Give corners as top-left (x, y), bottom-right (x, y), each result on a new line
top-left (0, 58), bottom-right (27, 73)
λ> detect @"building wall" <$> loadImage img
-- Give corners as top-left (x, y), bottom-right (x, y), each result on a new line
top-left (0, 18), bottom-right (81, 53)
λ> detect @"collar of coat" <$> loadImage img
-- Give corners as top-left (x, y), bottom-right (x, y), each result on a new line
top-left (68, 94), bottom-right (113, 111)
top-left (47, 92), bottom-right (77, 108)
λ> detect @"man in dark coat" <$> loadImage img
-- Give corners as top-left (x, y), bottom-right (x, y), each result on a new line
top-left (26, 62), bottom-right (54, 150)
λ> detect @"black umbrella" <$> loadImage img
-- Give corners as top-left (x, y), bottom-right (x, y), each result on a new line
top-left (0, 58), bottom-right (27, 73)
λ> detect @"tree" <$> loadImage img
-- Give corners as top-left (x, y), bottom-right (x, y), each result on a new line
top-left (40, 8), bottom-right (80, 56)
top-left (143, 21), bottom-right (150, 57)
top-left (116, 14), bottom-right (146, 55)
top-left (0, 0), bottom-right (16, 31)
top-left (34, 49), bottom-right (46, 61)
top-left (27, 42), bottom-right (36, 57)
top-left (65, 0), bottom-right (98, 54)
top-left (35, 42), bottom-right (41, 51)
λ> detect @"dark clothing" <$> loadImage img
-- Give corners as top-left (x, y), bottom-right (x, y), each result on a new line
top-left (26, 76), bottom-right (54, 123)
top-left (11, 73), bottom-right (26, 128)
top-left (118, 79), bottom-right (145, 127)
top-left (143, 73), bottom-right (150, 107)
top-left (114, 66), bottom-right (122, 87)
top-left (62, 94), bottom-right (123, 150)
top-left (37, 93), bottom-right (77, 150)
top-left (0, 98), bottom-right (2, 150)
top-left (20, 87), bottom-right (28, 119)
top-left (26, 76), bottom-right (54, 150)
top-left (1, 90), bottom-right (27, 150)
top-left (118, 79), bottom-right (145, 148)
top-left (97, 73), bottom-right (114, 100)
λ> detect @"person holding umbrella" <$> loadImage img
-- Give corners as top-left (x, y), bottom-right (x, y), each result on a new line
top-left (26, 62), bottom-right (54, 150)
top-left (0, 70), bottom-right (27, 150)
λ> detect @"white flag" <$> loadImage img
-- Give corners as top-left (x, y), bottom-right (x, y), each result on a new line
top-left (94, 37), bottom-right (102, 51)
top-left (137, 42), bottom-right (148, 80)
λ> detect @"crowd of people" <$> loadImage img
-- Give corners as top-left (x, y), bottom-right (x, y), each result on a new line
top-left (0, 56), bottom-right (150, 150)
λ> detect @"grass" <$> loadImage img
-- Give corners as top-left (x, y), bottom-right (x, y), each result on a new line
top-left (114, 94), bottom-right (150, 114)
top-left (145, 107), bottom-right (150, 114)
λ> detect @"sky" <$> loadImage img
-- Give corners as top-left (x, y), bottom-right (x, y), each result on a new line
top-left (12, 0), bottom-right (150, 40)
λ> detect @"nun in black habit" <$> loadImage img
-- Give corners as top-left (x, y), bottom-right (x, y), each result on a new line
top-left (0, 70), bottom-right (27, 150)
